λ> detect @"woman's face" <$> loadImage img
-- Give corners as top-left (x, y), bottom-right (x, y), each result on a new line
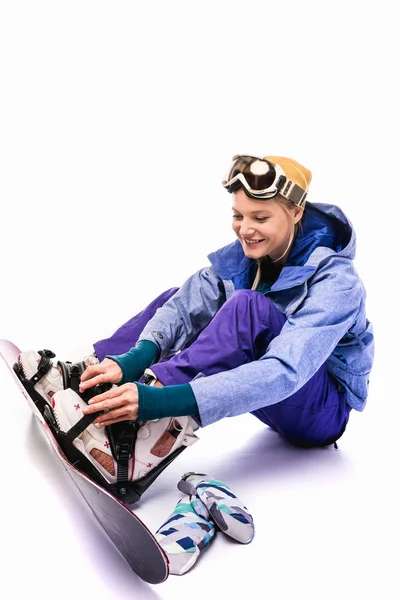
top-left (232, 189), bottom-right (301, 262)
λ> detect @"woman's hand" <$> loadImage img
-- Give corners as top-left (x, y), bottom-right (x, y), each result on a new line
top-left (79, 358), bottom-right (123, 392)
top-left (81, 382), bottom-right (139, 426)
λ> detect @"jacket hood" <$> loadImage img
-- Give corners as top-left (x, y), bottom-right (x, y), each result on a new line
top-left (208, 201), bottom-right (355, 282)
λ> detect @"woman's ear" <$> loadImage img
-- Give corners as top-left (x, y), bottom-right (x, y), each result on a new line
top-left (293, 206), bottom-right (304, 224)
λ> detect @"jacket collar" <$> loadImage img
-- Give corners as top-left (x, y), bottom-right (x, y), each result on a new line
top-left (207, 202), bottom-right (354, 290)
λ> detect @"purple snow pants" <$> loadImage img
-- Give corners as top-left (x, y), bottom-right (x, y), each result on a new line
top-left (93, 288), bottom-right (351, 447)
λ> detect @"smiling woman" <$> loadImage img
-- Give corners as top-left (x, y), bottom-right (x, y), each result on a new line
top-left (232, 193), bottom-right (302, 264)
top-left (17, 153), bottom-right (375, 498)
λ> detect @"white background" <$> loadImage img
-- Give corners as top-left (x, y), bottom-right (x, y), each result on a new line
top-left (0, 1), bottom-right (399, 599)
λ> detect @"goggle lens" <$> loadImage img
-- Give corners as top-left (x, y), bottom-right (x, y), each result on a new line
top-left (225, 156), bottom-right (278, 192)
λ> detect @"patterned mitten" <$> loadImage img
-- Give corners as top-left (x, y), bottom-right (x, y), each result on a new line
top-left (177, 472), bottom-right (255, 544)
top-left (155, 495), bottom-right (216, 575)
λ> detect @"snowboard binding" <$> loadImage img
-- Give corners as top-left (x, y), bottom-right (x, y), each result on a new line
top-left (14, 349), bottom-right (197, 503)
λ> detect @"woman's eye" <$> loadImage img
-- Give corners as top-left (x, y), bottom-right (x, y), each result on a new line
top-left (232, 215), bottom-right (268, 222)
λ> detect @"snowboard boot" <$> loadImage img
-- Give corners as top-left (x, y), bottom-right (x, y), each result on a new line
top-left (17, 349), bottom-right (99, 405)
top-left (17, 350), bottom-right (200, 497)
top-left (51, 387), bottom-right (129, 484)
top-left (51, 387), bottom-right (199, 485)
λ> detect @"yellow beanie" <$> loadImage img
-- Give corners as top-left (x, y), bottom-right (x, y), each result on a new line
top-left (265, 156), bottom-right (312, 192)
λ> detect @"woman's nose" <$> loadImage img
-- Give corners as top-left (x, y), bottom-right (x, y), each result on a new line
top-left (239, 220), bottom-right (255, 236)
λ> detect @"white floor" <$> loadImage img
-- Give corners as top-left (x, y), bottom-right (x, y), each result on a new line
top-left (1, 352), bottom-right (398, 600)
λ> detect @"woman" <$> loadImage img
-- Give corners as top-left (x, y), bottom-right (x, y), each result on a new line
top-left (19, 154), bottom-right (374, 483)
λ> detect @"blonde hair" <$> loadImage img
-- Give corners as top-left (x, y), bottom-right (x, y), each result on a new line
top-left (251, 196), bottom-right (305, 291)
top-left (273, 195), bottom-right (304, 238)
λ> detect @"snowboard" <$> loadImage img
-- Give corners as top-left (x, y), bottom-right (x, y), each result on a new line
top-left (0, 339), bottom-right (169, 585)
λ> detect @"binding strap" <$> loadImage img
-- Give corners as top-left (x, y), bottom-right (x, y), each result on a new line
top-left (65, 382), bottom-right (113, 441)
top-left (116, 426), bottom-right (137, 482)
top-left (28, 349), bottom-right (56, 385)
top-left (66, 411), bottom-right (102, 440)
top-left (57, 360), bottom-right (86, 393)
top-left (106, 421), bottom-right (140, 495)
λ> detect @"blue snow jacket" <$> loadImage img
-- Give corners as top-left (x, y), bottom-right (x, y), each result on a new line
top-left (138, 202), bottom-right (374, 427)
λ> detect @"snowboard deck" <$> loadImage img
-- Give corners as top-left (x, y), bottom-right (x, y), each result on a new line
top-left (0, 339), bottom-right (169, 585)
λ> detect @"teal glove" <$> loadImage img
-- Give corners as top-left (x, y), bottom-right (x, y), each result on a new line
top-left (106, 340), bottom-right (159, 384)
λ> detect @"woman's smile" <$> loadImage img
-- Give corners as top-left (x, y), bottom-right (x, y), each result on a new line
top-left (232, 189), bottom-right (297, 261)
top-left (241, 237), bottom-right (266, 245)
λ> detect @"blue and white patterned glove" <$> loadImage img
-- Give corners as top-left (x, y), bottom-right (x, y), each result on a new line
top-left (178, 472), bottom-right (255, 544)
top-left (155, 495), bottom-right (216, 575)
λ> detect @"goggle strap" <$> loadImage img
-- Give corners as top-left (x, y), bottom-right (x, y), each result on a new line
top-left (280, 180), bottom-right (308, 207)
top-left (276, 175), bottom-right (286, 193)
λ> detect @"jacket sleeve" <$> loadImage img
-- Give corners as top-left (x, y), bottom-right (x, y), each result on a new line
top-left (190, 256), bottom-right (363, 427)
top-left (138, 266), bottom-right (227, 359)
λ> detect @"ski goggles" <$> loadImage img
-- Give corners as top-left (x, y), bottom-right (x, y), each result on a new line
top-left (222, 155), bottom-right (308, 207)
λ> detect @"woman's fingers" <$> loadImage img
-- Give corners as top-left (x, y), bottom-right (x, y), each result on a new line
top-left (83, 386), bottom-right (125, 414)
top-left (94, 406), bottom-right (132, 427)
top-left (82, 383), bottom-right (139, 423)
top-left (79, 373), bottom-right (105, 390)
top-left (79, 358), bottom-right (122, 392)
top-left (80, 364), bottom-right (102, 383)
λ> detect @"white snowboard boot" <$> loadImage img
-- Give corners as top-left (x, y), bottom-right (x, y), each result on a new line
top-left (17, 350), bottom-right (199, 485)
top-left (51, 388), bottom-right (199, 484)
top-left (17, 350), bottom-right (64, 403)
top-left (17, 349), bottom-right (99, 404)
